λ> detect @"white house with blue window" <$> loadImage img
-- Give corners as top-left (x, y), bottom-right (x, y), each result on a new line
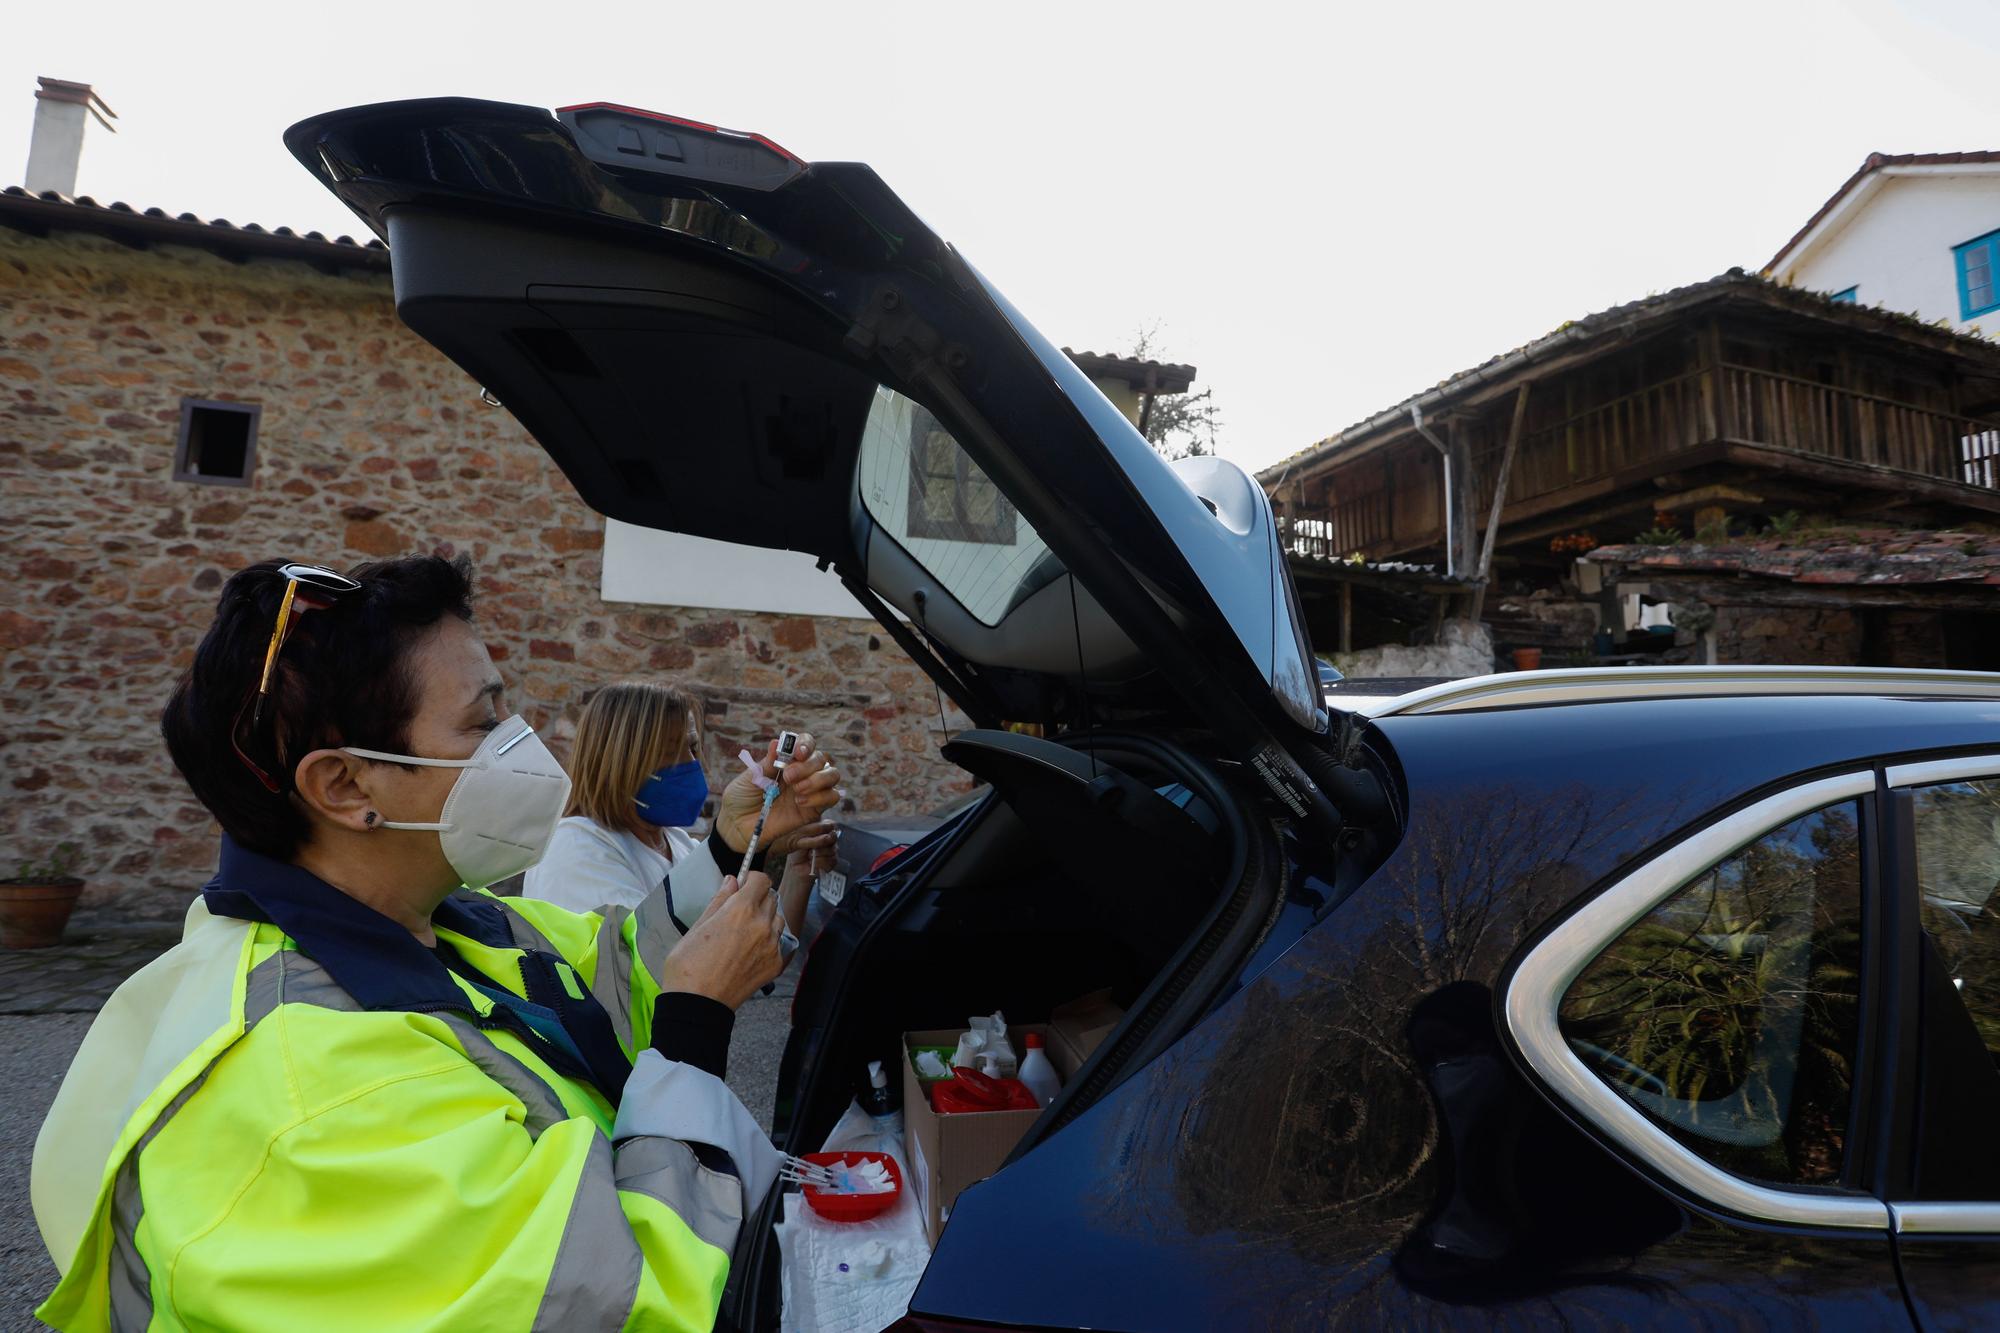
top-left (1765, 151), bottom-right (2000, 338)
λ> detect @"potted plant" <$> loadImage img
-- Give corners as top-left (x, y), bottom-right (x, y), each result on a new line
top-left (1, 842), bottom-right (86, 949)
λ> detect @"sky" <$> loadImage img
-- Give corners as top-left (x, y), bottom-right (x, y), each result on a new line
top-left (6, 0), bottom-right (2000, 474)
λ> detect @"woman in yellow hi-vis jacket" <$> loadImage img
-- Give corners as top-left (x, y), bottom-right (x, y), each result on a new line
top-left (31, 555), bottom-right (839, 1331)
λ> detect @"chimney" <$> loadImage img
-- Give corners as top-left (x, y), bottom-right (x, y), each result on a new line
top-left (24, 77), bottom-right (117, 197)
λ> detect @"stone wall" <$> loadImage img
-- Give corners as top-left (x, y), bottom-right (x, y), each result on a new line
top-left (1, 227), bottom-right (971, 918)
top-left (1709, 605), bottom-right (1862, 665)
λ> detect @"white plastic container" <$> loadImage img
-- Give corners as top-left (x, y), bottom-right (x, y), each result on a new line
top-left (1018, 1032), bottom-right (1061, 1107)
top-left (955, 1012), bottom-right (1018, 1077)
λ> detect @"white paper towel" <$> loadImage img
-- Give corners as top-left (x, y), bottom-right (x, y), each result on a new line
top-left (776, 1100), bottom-right (933, 1333)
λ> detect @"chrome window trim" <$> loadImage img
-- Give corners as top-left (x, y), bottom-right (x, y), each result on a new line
top-left (1504, 769), bottom-right (1889, 1231)
top-left (1885, 752), bottom-right (2000, 1234)
top-left (1362, 666), bottom-right (2000, 718)
top-left (1885, 754), bottom-right (2000, 789)
top-left (1893, 1202), bottom-right (2000, 1234)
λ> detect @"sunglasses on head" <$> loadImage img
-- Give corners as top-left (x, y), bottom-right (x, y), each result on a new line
top-left (231, 562), bottom-right (362, 794)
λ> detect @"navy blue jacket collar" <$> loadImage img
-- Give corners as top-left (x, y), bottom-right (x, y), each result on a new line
top-left (202, 834), bottom-right (514, 1014)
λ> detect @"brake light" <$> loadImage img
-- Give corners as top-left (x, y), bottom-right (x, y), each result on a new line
top-left (868, 845), bottom-right (910, 874)
top-left (554, 101), bottom-right (805, 166)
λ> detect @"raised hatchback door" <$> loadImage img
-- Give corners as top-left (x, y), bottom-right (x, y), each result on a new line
top-left (286, 99), bottom-right (1329, 766)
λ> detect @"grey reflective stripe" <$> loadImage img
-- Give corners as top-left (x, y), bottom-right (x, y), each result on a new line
top-left (611, 1136), bottom-right (743, 1257)
top-left (591, 909), bottom-right (638, 1054)
top-left (632, 892), bottom-right (681, 982)
top-left (532, 1133), bottom-right (645, 1333)
top-left (436, 1014), bottom-right (570, 1138)
top-left (242, 949), bottom-right (361, 1029)
top-left (497, 907), bottom-right (560, 969)
top-left (108, 1066), bottom-right (214, 1332)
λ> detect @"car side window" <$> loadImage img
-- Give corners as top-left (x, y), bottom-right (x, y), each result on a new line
top-left (1558, 801), bottom-right (1865, 1187)
top-left (1911, 778), bottom-right (2000, 1063)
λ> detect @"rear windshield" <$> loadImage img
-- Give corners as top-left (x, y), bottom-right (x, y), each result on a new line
top-left (856, 386), bottom-right (1059, 625)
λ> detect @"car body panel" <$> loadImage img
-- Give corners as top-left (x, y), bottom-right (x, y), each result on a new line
top-left (1896, 1239), bottom-right (2000, 1331)
top-left (912, 695), bottom-right (1999, 1328)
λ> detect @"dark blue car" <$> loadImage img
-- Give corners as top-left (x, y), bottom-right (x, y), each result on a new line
top-left (290, 99), bottom-right (2000, 1331)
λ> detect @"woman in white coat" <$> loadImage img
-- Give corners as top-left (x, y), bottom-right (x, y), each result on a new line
top-left (525, 681), bottom-right (838, 942)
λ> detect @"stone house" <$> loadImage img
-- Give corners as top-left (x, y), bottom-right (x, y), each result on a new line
top-left (0, 188), bottom-right (983, 918)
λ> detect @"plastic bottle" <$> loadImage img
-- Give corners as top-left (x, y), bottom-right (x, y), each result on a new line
top-left (862, 1059), bottom-right (903, 1142)
top-left (1018, 1032), bottom-right (1061, 1107)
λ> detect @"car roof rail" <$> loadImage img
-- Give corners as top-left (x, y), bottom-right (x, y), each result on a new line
top-left (1358, 665), bottom-right (2000, 717)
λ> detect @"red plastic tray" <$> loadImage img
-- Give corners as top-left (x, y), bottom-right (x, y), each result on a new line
top-left (800, 1150), bottom-right (904, 1222)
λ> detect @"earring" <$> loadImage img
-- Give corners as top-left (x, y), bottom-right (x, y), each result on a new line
top-left (364, 812), bottom-right (378, 828)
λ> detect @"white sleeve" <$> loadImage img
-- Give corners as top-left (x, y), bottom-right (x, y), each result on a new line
top-left (661, 835), bottom-right (798, 962)
top-left (615, 1049), bottom-right (784, 1220)
top-left (665, 833), bottom-right (728, 925)
top-left (522, 821), bottom-right (652, 914)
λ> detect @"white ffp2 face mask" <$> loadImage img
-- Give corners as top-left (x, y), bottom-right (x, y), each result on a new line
top-left (343, 717), bottom-right (572, 888)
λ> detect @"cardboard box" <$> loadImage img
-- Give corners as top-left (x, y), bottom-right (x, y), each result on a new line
top-left (902, 1025), bottom-right (1079, 1243)
top-left (1048, 989), bottom-right (1123, 1070)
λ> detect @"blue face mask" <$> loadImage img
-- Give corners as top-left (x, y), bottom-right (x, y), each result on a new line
top-left (634, 759), bottom-right (708, 828)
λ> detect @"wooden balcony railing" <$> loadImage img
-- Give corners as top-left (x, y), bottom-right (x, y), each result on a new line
top-left (1506, 367), bottom-right (1710, 505)
top-left (1720, 363), bottom-right (1993, 480)
top-left (1279, 363), bottom-right (2000, 563)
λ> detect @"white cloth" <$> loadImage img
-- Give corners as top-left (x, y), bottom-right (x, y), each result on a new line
top-left (615, 1049), bottom-right (785, 1221)
top-left (775, 1101), bottom-right (931, 1333)
top-left (523, 817), bottom-right (725, 923)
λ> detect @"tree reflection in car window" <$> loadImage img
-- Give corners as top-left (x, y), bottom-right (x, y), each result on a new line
top-left (906, 413), bottom-right (1017, 545)
top-left (1912, 777), bottom-right (2000, 1062)
top-left (855, 386), bottom-right (1057, 626)
top-left (1559, 801), bottom-right (1864, 1186)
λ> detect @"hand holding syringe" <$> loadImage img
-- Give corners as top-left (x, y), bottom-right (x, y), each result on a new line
top-left (736, 730), bottom-right (799, 878)
top-left (722, 730), bottom-right (841, 876)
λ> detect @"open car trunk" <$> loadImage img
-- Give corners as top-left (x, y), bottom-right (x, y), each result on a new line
top-left (732, 727), bottom-right (1286, 1330)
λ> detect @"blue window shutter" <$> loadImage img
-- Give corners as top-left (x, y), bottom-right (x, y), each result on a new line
top-left (1829, 286), bottom-right (1858, 304)
top-left (1956, 230), bottom-right (2000, 320)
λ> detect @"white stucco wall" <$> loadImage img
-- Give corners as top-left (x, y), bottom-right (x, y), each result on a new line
top-left (600, 521), bottom-right (874, 617)
top-left (1777, 171), bottom-right (2000, 337)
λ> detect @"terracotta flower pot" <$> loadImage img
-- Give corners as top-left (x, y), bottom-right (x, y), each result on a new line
top-left (1511, 647), bottom-right (1543, 672)
top-left (0, 878), bottom-right (85, 949)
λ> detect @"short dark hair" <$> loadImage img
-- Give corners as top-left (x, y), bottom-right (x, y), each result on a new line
top-left (162, 555), bottom-right (476, 861)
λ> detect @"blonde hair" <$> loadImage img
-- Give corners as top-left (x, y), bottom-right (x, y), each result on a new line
top-left (566, 681), bottom-right (700, 834)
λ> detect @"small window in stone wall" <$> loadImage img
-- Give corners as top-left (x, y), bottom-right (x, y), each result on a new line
top-left (172, 399), bottom-right (261, 486)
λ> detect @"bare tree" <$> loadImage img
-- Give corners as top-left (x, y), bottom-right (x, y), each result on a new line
top-left (1125, 323), bottom-right (1220, 460)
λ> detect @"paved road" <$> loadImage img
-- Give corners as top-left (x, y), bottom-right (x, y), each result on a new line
top-left (0, 934), bottom-right (794, 1329)
top-left (0, 1014), bottom-right (91, 1327)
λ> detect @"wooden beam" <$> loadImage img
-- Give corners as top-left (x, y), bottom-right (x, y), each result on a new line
top-left (1340, 580), bottom-right (1353, 654)
top-left (1599, 572), bottom-right (2000, 614)
top-left (1653, 483), bottom-right (1766, 509)
top-left (1709, 321), bottom-right (1735, 439)
top-left (1719, 441), bottom-right (2000, 516)
top-left (1470, 383), bottom-right (1531, 620)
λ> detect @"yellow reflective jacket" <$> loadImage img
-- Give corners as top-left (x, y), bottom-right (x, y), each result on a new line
top-left (33, 836), bottom-right (745, 1332)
